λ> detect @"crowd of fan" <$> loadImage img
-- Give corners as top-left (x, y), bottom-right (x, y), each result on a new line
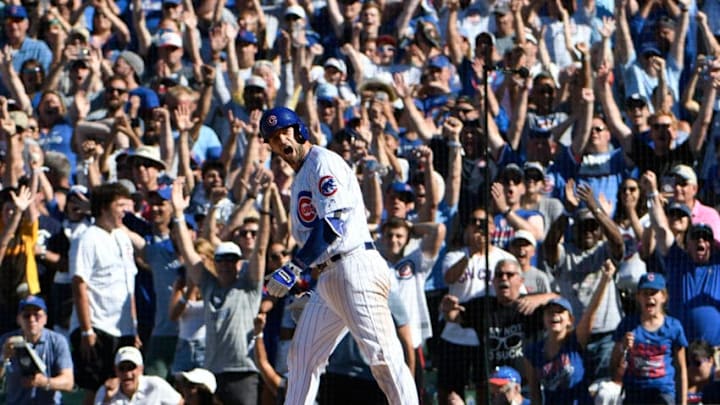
top-left (1, 0), bottom-right (720, 403)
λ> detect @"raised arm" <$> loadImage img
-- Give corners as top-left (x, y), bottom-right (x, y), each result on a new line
top-left (577, 183), bottom-right (624, 260)
top-left (443, 117), bottom-right (463, 208)
top-left (0, 187), bottom-right (32, 262)
top-left (668, 0), bottom-right (690, 69)
top-left (696, 12), bottom-right (720, 57)
top-left (681, 54), bottom-right (704, 116)
top-left (688, 76), bottom-right (718, 156)
top-left (247, 180), bottom-right (273, 283)
top-left (596, 64), bottom-right (633, 151)
top-left (614, 0), bottom-right (635, 66)
top-left (446, 0), bottom-right (464, 65)
top-left (131, 0), bottom-right (152, 56)
top-left (576, 260), bottom-right (616, 347)
top-left (170, 177), bottom-right (204, 286)
top-left (641, 171), bottom-right (674, 255)
top-left (415, 221), bottom-right (446, 259)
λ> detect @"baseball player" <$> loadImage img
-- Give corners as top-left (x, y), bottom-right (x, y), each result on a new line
top-left (261, 107), bottom-right (418, 405)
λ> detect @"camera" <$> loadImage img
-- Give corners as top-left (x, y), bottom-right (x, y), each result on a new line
top-left (7, 336), bottom-right (47, 377)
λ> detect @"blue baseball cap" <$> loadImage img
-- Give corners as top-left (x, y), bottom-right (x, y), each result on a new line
top-left (5, 5), bottom-right (27, 19)
top-left (640, 42), bottom-right (662, 57)
top-left (489, 366), bottom-right (522, 386)
top-left (162, 0), bottom-right (182, 5)
top-left (316, 83), bottom-right (339, 104)
top-left (389, 181), bottom-right (415, 202)
top-left (236, 30), bottom-right (257, 45)
top-left (19, 295), bottom-right (47, 313)
top-left (637, 272), bottom-right (666, 290)
top-left (545, 297), bottom-right (573, 317)
top-left (428, 54), bottom-right (451, 69)
top-left (666, 202), bottom-right (691, 218)
top-left (689, 223), bottom-right (714, 241)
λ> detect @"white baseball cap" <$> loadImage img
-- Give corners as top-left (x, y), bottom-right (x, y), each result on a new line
top-left (158, 31), bottom-right (183, 48)
top-left (510, 230), bottom-right (537, 247)
top-left (180, 368), bottom-right (217, 393)
top-left (214, 241), bottom-right (243, 259)
top-left (114, 346), bottom-right (143, 366)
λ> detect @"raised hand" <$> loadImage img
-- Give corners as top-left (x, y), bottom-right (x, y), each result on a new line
top-left (173, 104), bottom-right (198, 132)
top-left (10, 186), bottom-right (33, 212)
top-left (265, 261), bottom-right (302, 297)
top-left (171, 177), bottom-right (190, 213)
top-left (565, 178), bottom-right (580, 211)
top-left (442, 116), bottom-right (463, 141)
top-left (599, 16), bottom-right (616, 39)
top-left (491, 182), bottom-right (509, 213)
top-left (576, 182), bottom-right (603, 214)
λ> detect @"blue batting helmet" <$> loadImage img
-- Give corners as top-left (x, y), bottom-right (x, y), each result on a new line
top-left (260, 107), bottom-right (309, 142)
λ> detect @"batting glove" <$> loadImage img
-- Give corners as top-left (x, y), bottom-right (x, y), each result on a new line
top-left (266, 261), bottom-right (303, 297)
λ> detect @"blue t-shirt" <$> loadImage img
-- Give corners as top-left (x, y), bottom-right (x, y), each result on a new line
top-left (172, 125), bottom-right (222, 164)
top-left (39, 120), bottom-right (76, 175)
top-left (554, 145), bottom-right (625, 217)
top-left (612, 314), bottom-right (688, 395)
top-left (144, 236), bottom-right (182, 336)
top-left (0, 328), bottom-right (73, 405)
top-left (525, 333), bottom-right (591, 405)
top-left (664, 244), bottom-right (720, 346)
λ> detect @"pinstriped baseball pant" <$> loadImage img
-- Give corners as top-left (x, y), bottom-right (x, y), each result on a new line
top-left (285, 249), bottom-right (418, 405)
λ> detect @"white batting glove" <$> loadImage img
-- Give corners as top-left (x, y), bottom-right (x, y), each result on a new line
top-left (265, 261), bottom-right (303, 297)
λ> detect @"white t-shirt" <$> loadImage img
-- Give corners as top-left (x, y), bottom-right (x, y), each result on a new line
top-left (388, 247), bottom-right (438, 348)
top-left (440, 247), bottom-right (515, 345)
top-left (53, 218), bottom-right (91, 284)
top-left (93, 375), bottom-right (182, 405)
top-left (69, 225), bottom-right (138, 337)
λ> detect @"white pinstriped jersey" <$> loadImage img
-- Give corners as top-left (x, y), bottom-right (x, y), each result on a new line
top-left (289, 146), bottom-right (371, 267)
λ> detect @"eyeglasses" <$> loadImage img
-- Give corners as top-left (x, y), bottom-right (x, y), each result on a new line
top-left (470, 217), bottom-right (488, 229)
top-left (652, 123), bottom-right (672, 131)
top-left (22, 66), bottom-right (41, 74)
top-left (108, 87), bottom-right (128, 95)
top-left (494, 271), bottom-right (518, 279)
top-left (591, 126), bottom-right (606, 133)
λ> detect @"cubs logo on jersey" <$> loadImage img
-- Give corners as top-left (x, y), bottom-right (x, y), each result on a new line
top-left (297, 191), bottom-right (318, 227)
top-left (319, 175), bottom-right (338, 197)
top-left (394, 259), bottom-right (416, 280)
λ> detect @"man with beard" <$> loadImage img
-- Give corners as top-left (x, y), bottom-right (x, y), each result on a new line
top-left (544, 182), bottom-right (625, 382)
top-left (643, 170), bottom-right (720, 347)
top-left (441, 259), bottom-right (552, 404)
top-left (94, 346), bottom-right (181, 404)
top-left (86, 76), bottom-right (130, 121)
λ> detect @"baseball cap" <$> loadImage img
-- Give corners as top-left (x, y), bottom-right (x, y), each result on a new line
top-left (625, 93), bottom-right (647, 108)
top-left (5, 5), bottom-right (27, 19)
top-left (657, 15), bottom-right (676, 30)
top-left (9, 110), bottom-right (28, 130)
top-left (666, 202), bottom-right (692, 218)
top-left (671, 164), bottom-right (698, 185)
top-left (509, 230), bottom-right (537, 247)
top-left (489, 366), bottom-right (522, 386)
top-left (68, 27), bottom-right (90, 42)
top-left (523, 161), bottom-right (545, 177)
top-left (149, 186), bottom-right (173, 202)
top-left (545, 297), bottom-right (573, 317)
top-left (492, 3), bottom-right (511, 14)
top-left (245, 75), bottom-right (267, 90)
top-left (689, 223), bottom-right (714, 241)
top-left (324, 58), bottom-right (347, 75)
top-left (376, 35), bottom-right (397, 47)
top-left (640, 42), bottom-right (662, 57)
top-left (428, 55), bottom-right (451, 70)
top-left (237, 30), bottom-right (257, 45)
top-left (119, 51), bottom-right (145, 77)
top-left (389, 181), bottom-right (415, 202)
top-left (285, 5), bottom-right (307, 20)
top-left (637, 272), bottom-right (666, 290)
top-left (180, 368), bottom-right (217, 393)
top-left (214, 241), bottom-right (243, 259)
top-left (316, 83), bottom-right (339, 103)
top-left (115, 346), bottom-right (143, 366)
top-left (499, 163), bottom-right (523, 183)
top-left (18, 295), bottom-right (47, 313)
top-left (158, 31), bottom-right (183, 48)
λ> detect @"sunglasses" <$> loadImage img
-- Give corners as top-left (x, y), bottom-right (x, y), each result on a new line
top-left (524, 172), bottom-right (544, 182)
top-left (591, 126), bottom-right (606, 133)
top-left (674, 177), bottom-right (689, 187)
top-left (22, 66), bottom-right (42, 74)
top-left (538, 85), bottom-right (555, 95)
top-left (689, 229), bottom-right (713, 241)
top-left (502, 177), bottom-right (523, 186)
top-left (108, 87), bottom-right (128, 95)
top-left (668, 209), bottom-right (688, 219)
top-left (579, 220), bottom-right (600, 231)
top-left (652, 123), bottom-right (672, 131)
top-left (118, 363), bottom-right (137, 373)
top-left (22, 311), bottom-right (43, 320)
top-left (470, 217), bottom-right (488, 229)
top-left (238, 229), bottom-right (258, 237)
top-left (494, 271), bottom-right (518, 279)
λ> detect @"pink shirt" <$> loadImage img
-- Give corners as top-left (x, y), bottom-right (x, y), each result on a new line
top-left (691, 200), bottom-right (720, 243)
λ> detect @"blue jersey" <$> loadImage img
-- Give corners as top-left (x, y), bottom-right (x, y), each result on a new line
top-left (525, 333), bottom-right (591, 405)
top-left (664, 244), bottom-right (720, 345)
top-left (613, 314), bottom-right (688, 395)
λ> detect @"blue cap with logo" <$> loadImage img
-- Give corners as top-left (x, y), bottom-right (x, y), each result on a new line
top-left (637, 272), bottom-right (666, 290)
top-left (5, 5), bottom-right (28, 19)
top-left (489, 366), bottom-right (522, 386)
top-left (19, 295), bottom-right (47, 313)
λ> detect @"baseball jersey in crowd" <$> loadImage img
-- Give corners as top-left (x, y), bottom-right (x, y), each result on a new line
top-left (388, 247), bottom-right (437, 348)
top-left (144, 236), bottom-right (182, 337)
top-left (613, 314), bottom-right (688, 395)
top-left (0, 328), bottom-right (73, 405)
top-left (201, 262), bottom-right (262, 374)
top-left (492, 209), bottom-right (543, 251)
top-left (525, 332), bottom-right (591, 405)
top-left (39, 121), bottom-right (76, 174)
top-left (621, 53), bottom-right (682, 113)
top-left (69, 225), bottom-right (138, 337)
top-left (664, 243), bottom-right (720, 346)
top-left (459, 295), bottom-right (543, 378)
top-left (554, 145), bottom-right (625, 217)
top-left (552, 242), bottom-right (623, 334)
top-left (441, 247), bottom-right (515, 346)
top-left (93, 375), bottom-right (182, 405)
top-left (289, 146), bottom-right (370, 265)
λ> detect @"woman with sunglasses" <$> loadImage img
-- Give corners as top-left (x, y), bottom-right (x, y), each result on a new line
top-left (613, 177), bottom-right (648, 313)
top-left (610, 273), bottom-right (688, 405)
top-left (524, 259), bottom-right (616, 405)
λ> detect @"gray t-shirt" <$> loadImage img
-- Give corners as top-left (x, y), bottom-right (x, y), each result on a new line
top-left (522, 266), bottom-right (557, 294)
top-left (552, 242), bottom-right (623, 334)
top-left (202, 262), bottom-right (263, 374)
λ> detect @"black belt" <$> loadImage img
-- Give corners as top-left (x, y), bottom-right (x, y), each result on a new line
top-left (316, 242), bottom-right (376, 271)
